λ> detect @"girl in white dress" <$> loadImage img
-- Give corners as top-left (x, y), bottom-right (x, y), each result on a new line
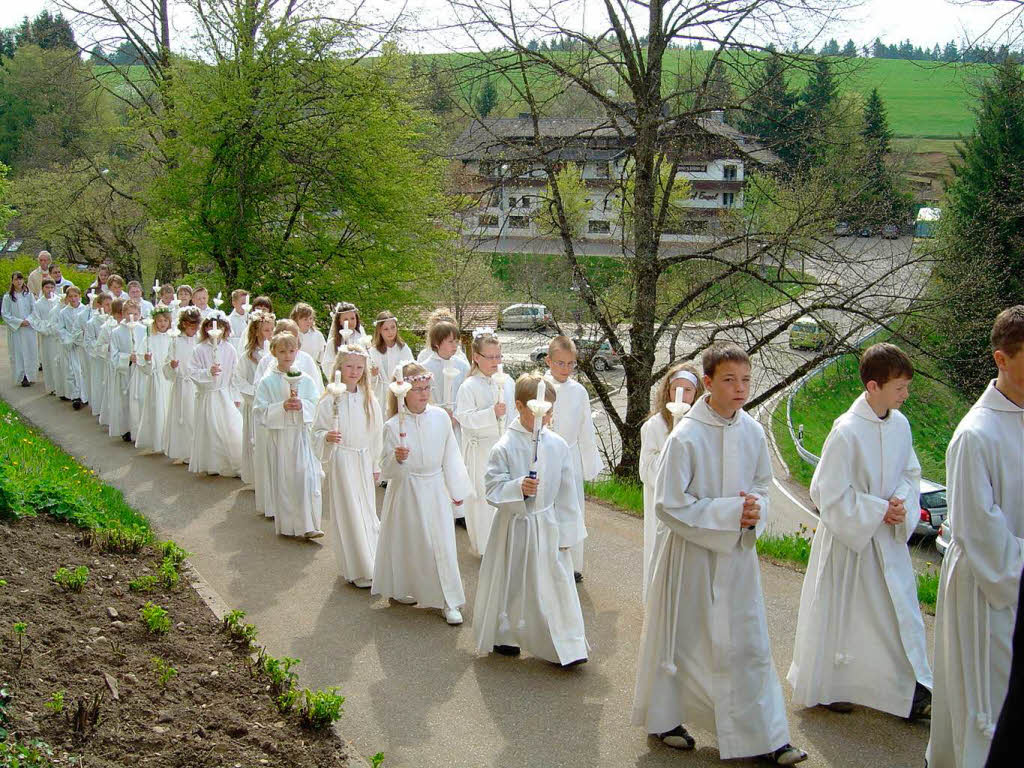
top-left (170, 284), bottom-right (192, 327)
top-left (368, 310), bottom-right (414, 411)
top-left (372, 361), bottom-right (472, 625)
top-left (320, 301), bottom-right (366, 380)
top-left (3, 272), bottom-right (38, 387)
top-left (313, 344), bottom-right (383, 587)
top-left (455, 330), bottom-right (515, 556)
top-left (638, 363), bottom-right (702, 603)
top-left (188, 315), bottom-right (243, 477)
top-left (135, 307), bottom-right (174, 453)
top-left (162, 306), bottom-right (200, 463)
top-left (291, 302), bottom-right (326, 364)
top-left (253, 332), bottom-right (323, 538)
top-left (96, 300), bottom-right (121, 428)
top-left (233, 310), bottom-right (274, 487)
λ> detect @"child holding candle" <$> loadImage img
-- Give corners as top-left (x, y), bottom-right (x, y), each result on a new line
top-left (135, 307), bottom-right (174, 453)
top-left (290, 302), bottom-right (326, 363)
top-left (56, 286), bottom-right (89, 410)
top-left (162, 306), bottom-right (200, 463)
top-left (187, 315), bottom-right (243, 477)
top-left (473, 373), bottom-right (588, 665)
top-left (191, 285), bottom-right (213, 319)
top-left (127, 281), bottom-right (154, 318)
top-left (639, 363), bottom-right (702, 602)
top-left (156, 281), bottom-right (174, 308)
top-left (85, 293), bottom-right (111, 416)
top-left (320, 301), bottom-right (365, 379)
top-left (233, 310), bottom-right (274, 488)
top-left (368, 310), bottom-right (414, 410)
top-left (416, 308), bottom-right (468, 365)
top-left (255, 319), bottom-right (324, 396)
top-left (372, 361), bottom-right (471, 624)
top-left (313, 344), bottom-right (383, 587)
top-left (106, 274), bottom-right (128, 301)
top-left (252, 332), bottom-right (323, 537)
top-left (422, 320), bottom-right (470, 436)
top-left (455, 329), bottom-right (515, 557)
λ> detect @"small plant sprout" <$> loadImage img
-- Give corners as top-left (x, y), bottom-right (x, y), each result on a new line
top-left (151, 657), bottom-right (178, 688)
top-left (158, 558), bottom-right (180, 589)
top-left (222, 609), bottom-right (258, 648)
top-left (299, 687), bottom-right (345, 730)
top-left (45, 690), bottom-right (65, 715)
top-left (53, 565), bottom-right (89, 593)
top-left (129, 574), bottom-right (158, 593)
top-left (262, 655), bottom-right (301, 695)
top-left (275, 688), bottom-right (300, 715)
top-left (0, 579), bottom-right (7, 588)
top-left (370, 753), bottom-right (385, 768)
top-left (11, 622), bottom-right (27, 664)
top-left (158, 540), bottom-right (190, 566)
top-left (139, 602), bottom-right (171, 635)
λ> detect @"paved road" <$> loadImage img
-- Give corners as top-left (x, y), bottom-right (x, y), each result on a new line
top-left (0, 347), bottom-right (931, 768)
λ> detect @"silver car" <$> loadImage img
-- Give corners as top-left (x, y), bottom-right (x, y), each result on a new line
top-left (936, 519), bottom-right (951, 557)
top-left (915, 479), bottom-right (948, 538)
top-left (497, 303), bottom-right (552, 331)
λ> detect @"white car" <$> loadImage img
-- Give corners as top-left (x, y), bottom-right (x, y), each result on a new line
top-left (497, 303), bottom-right (552, 331)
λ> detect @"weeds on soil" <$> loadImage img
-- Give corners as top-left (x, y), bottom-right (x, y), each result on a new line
top-left (756, 526), bottom-right (814, 566)
top-left (371, 752), bottom-right (385, 768)
top-left (11, 622), bottom-right (27, 665)
top-left (65, 693), bottom-right (103, 737)
top-left (222, 609), bottom-right (259, 649)
top-left (139, 603), bottom-right (171, 635)
top-left (52, 566), bottom-right (89, 593)
top-left (44, 690), bottom-right (65, 715)
top-left (151, 657), bottom-right (178, 688)
top-left (300, 687), bottom-right (345, 730)
top-left (0, 737), bottom-right (58, 766)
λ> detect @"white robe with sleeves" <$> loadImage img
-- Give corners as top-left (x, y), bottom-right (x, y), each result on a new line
top-left (107, 321), bottom-right (145, 437)
top-left (313, 388), bottom-right (383, 583)
top-left (96, 319), bottom-right (117, 425)
top-left (187, 340), bottom-right (243, 477)
top-left (632, 396), bottom-right (791, 760)
top-left (639, 411), bottom-right (675, 603)
top-left (455, 372), bottom-right (515, 556)
top-left (56, 304), bottom-right (89, 402)
top-left (135, 333), bottom-right (172, 453)
top-left (253, 369), bottom-right (323, 536)
top-left (372, 405), bottom-right (472, 610)
top-left (161, 334), bottom-right (198, 462)
top-left (368, 342), bottom-right (414, 411)
top-left (232, 347), bottom-right (265, 486)
top-left (473, 419), bottom-right (588, 664)
top-left (788, 393), bottom-right (931, 716)
top-left (30, 295), bottom-right (61, 394)
top-left (927, 382), bottom-right (1024, 768)
top-left (2, 290), bottom-right (38, 385)
top-left (423, 352), bottom-right (469, 445)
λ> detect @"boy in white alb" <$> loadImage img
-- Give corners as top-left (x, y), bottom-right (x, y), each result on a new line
top-left (788, 343), bottom-right (932, 721)
top-left (291, 302), bottom-right (326, 366)
top-left (632, 343), bottom-right (807, 765)
top-left (228, 289), bottom-right (250, 350)
top-left (545, 335), bottom-right (602, 581)
top-left (928, 306), bottom-right (1024, 768)
top-left (127, 281), bottom-right (154, 318)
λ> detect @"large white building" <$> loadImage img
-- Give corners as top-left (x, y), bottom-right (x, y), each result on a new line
top-left (451, 112), bottom-right (779, 243)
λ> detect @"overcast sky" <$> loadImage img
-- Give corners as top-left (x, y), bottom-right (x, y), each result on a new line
top-left (1, 0), bottom-right (1021, 52)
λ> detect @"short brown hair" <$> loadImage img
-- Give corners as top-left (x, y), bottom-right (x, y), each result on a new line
top-left (290, 302), bottom-right (314, 321)
top-left (274, 318), bottom-right (300, 339)
top-left (177, 306), bottom-right (201, 330)
top-left (108, 274), bottom-right (124, 288)
top-left (701, 343), bottom-right (749, 378)
top-left (992, 306), bottom-right (1024, 358)
top-left (859, 343), bottom-right (914, 387)
top-left (429, 320), bottom-right (459, 351)
top-left (231, 288), bottom-right (249, 302)
top-left (110, 298), bottom-right (125, 315)
top-left (251, 296), bottom-right (273, 312)
top-left (514, 372), bottom-right (557, 406)
top-left (270, 331), bottom-right (298, 354)
top-left (548, 335), bottom-right (577, 357)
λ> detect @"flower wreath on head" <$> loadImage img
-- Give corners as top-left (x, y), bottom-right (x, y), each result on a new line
top-left (373, 315), bottom-right (399, 326)
top-left (247, 309), bottom-right (275, 327)
top-left (396, 362), bottom-right (432, 383)
top-left (472, 326), bottom-right (494, 339)
top-left (336, 342), bottom-right (370, 359)
top-left (151, 305), bottom-right (172, 320)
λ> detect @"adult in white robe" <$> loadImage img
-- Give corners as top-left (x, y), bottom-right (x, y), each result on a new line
top-left (161, 333), bottom-right (198, 462)
top-left (474, 418), bottom-right (588, 664)
top-left (253, 369), bottom-right (322, 536)
top-left (30, 293), bottom-right (61, 394)
top-left (2, 288), bottom-right (39, 385)
top-left (107, 320), bottom-right (145, 438)
top-left (313, 388), bottom-right (383, 585)
top-left (135, 332), bottom-right (172, 453)
top-left (632, 395), bottom-right (791, 760)
top-left (788, 393), bottom-right (931, 717)
top-left (372, 404), bottom-right (471, 610)
top-left (232, 346), bottom-right (265, 486)
top-left (187, 340), bottom-right (243, 477)
top-left (368, 342), bottom-right (414, 412)
top-left (56, 302), bottom-right (89, 403)
top-left (455, 371), bottom-right (515, 556)
top-left (927, 381), bottom-right (1024, 768)
top-left (546, 372), bottom-right (603, 574)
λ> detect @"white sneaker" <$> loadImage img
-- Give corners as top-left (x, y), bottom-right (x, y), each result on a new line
top-left (393, 596), bottom-right (416, 605)
top-left (353, 578), bottom-right (372, 589)
top-left (304, 529), bottom-right (325, 539)
top-left (443, 606), bottom-right (463, 625)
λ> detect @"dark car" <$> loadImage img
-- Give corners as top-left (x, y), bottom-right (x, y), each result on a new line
top-left (834, 221), bottom-right (852, 237)
top-left (529, 338), bottom-right (621, 370)
top-left (881, 224), bottom-right (900, 240)
top-left (858, 226), bottom-right (873, 238)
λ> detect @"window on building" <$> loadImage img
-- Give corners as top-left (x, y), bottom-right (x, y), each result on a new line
top-left (722, 192), bottom-right (736, 208)
top-left (723, 164), bottom-right (738, 181)
top-left (508, 216), bottom-right (530, 229)
top-left (520, 196), bottom-right (531, 209)
top-left (478, 214), bottom-right (499, 228)
top-left (588, 220), bottom-right (611, 234)
top-left (678, 163), bottom-right (708, 173)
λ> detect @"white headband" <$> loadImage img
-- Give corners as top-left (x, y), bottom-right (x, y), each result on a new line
top-left (671, 370), bottom-right (699, 387)
top-left (373, 316), bottom-right (397, 326)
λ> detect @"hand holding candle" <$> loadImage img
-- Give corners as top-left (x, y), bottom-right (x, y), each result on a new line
top-left (388, 364), bottom-right (412, 448)
top-left (524, 378), bottom-right (553, 499)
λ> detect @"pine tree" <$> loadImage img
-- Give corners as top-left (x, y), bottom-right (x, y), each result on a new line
top-left (739, 52), bottom-right (799, 167)
top-left (793, 58), bottom-right (837, 167)
top-left (475, 77), bottom-right (499, 117)
top-left (854, 89), bottom-right (907, 226)
top-left (700, 59), bottom-right (735, 117)
top-left (842, 39), bottom-right (857, 57)
top-left (933, 59), bottom-right (1024, 396)
top-left (88, 45), bottom-right (106, 65)
top-left (820, 38), bottom-right (840, 56)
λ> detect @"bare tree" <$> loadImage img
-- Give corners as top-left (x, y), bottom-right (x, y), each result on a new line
top-left (437, 0), bottom-right (937, 478)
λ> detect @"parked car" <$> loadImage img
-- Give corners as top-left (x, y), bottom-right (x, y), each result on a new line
top-left (788, 315), bottom-right (828, 350)
top-left (936, 519), bottom-right (951, 557)
top-left (858, 226), bottom-right (874, 238)
top-left (881, 224), bottom-right (900, 240)
top-left (529, 338), bottom-right (621, 370)
top-left (915, 479), bottom-right (948, 538)
top-left (833, 221), bottom-right (852, 237)
top-left (497, 303), bottom-right (552, 331)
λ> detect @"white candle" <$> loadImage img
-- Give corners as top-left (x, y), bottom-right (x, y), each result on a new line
top-left (674, 386), bottom-right (685, 405)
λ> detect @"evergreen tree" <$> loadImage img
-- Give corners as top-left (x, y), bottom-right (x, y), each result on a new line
top-left (700, 59), bottom-right (735, 117)
top-left (738, 52), bottom-right (799, 167)
top-left (871, 37), bottom-right (886, 58)
top-left (0, 30), bottom-right (14, 59)
top-left (855, 89), bottom-right (907, 226)
top-left (88, 45), bottom-right (106, 65)
top-left (475, 77), bottom-right (499, 117)
top-left (933, 59), bottom-right (1024, 397)
top-left (793, 58), bottom-right (837, 167)
top-left (943, 41), bottom-right (959, 62)
top-left (841, 39), bottom-right (857, 57)
top-left (820, 38), bottom-right (840, 56)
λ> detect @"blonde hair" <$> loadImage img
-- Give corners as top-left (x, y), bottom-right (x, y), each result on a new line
top-left (231, 288), bottom-right (249, 302)
top-left (289, 302), bottom-right (314, 322)
top-left (651, 362), bottom-right (704, 427)
top-left (274, 318), bottom-right (300, 339)
top-left (371, 310), bottom-right (406, 353)
top-left (244, 310), bottom-right (275, 362)
top-left (328, 301), bottom-right (362, 353)
top-left (108, 274), bottom-right (124, 290)
top-left (270, 332), bottom-right (298, 354)
top-left (468, 331), bottom-right (501, 376)
top-left (327, 344), bottom-right (376, 422)
top-left (547, 335), bottom-right (577, 357)
top-left (199, 315), bottom-right (230, 342)
top-left (514, 372), bottom-right (556, 406)
top-left (65, 285), bottom-right (81, 297)
top-left (425, 307), bottom-right (455, 334)
top-left (385, 361), bottom-right (430, 420)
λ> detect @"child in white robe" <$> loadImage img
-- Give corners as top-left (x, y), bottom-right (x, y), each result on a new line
top-left (188, 315), bottom-right (243, 477)
top-left (107, 300), bottom-right (145, 442)
top-left (3, 272), bottom-right (39, 387)
top-left (320, 301), bottom-right (366, 380)
top-left (86, 294), bottom-right (112, 418)
top-left (416, 308), bottom-right (469, 365)
top-left (291, 302), bottom-right (326, 365)
top-left (474, 373), bottom-right (588, 666)
top-left (96, 303), bottom-right (121, 427)
top-left (233, 310), bottom-right (273, 488)
top-left (135, 307), bottom-right (173, 453)
top-left (170, 284), bottom-right (192, 327)
top-left (928, 306), bottom-right (1024, 768)
top-left (639, 364), bottom-right (701, 603)
top-left (544, 335), bottom-right (603, 581)
top-left (30, 279), bottom-right (61, 394)
top-left (455, 330), bottom-right (515, 557)
top-left (191, 285), bottom-right (214, 319)
top-left (127, 281), bottom-right (154, 318)
top-left (788, 343), bottom-right (932, 721)
top-left (162, 306), bottom-right (200, 463)
top-left (372, 361), bottom-right (471, 625)
top-left (632, 343), bottom-right (807, 766)
top-left (106, 274), bottom-right (129, 302)
top-left (255, 319), bottom-right (324, 396)
top-left (368, 310), bottom-right (414, 410)
top-left (314, 344), bottom-right (383, 587)
top-left (56, 286), bottom-right (89, 410)
top-left (252, 332), bottom-right (323, 538)
top-left (227, 289), bottom-right (250, 350)
top-left (155, 283), bottom-right (175, 311)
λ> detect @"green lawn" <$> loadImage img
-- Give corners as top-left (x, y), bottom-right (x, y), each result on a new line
top-left (0, 255), bottom-right (96, 295)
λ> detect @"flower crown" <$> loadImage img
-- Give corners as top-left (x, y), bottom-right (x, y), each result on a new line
top-left (403, 372), bottom-right (433, 383)
top-left (151, 306), bottom-right (172, 319)
top-left (337, 343), bottom-right (369, 359)
top-left (472, 326), bottom-right (495, 339)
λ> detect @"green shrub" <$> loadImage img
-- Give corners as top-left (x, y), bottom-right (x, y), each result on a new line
top-left (0, 737), bottom-right (57, 767)
top-left (157, 540), bottom-right (190, 566)
top-left (300, 687), bottom-right (345, 730)
top-left (52, 566), bottom-right (89, 593)
top-left (139, 602), bottom-right (171, 635)
top-left (222, 609), bottom-right (258, 648)
top-left (584, 477), bottom-right (643, 516)
top-left (917, 566), bottom-right (939, 610)
top-left (128, 574), bottom-right (159, 593)
top-left (756, 528), bottom-right (814, 566)
top-left (262, 655), bottom-right (301, 695)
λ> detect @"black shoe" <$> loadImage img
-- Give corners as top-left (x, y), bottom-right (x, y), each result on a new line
top-left (122, 432), bottom-right (132, 442)
top-left (493, 644), bottom-right (520, 657)
top-left (72, 399), bottom-right (82, 410)
top-left (60, 396), bottom-right (70, 401)
top-left (907, 683), bottom-right (932, 722)
top-left (560, 657), bottom-right (587, 668)
top-left (760, 744), bottom-right (808, 765)
top-left (574, 571), bottom-right (583, 583)
top-left (825, 701), bottom-right (855, 713)
top-left (21, 379), bottom-right (31, 387)
top-left (454, 517), bottom-right (467, 529)
top-left (657, 725), bottom-right (696, 750)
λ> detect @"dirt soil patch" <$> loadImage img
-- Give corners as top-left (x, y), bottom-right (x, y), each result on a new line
top-left (0, 515), bottom-right (353, 767)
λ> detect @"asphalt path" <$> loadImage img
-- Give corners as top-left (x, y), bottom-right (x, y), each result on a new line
top-left (0, 342), bottom-right (932, 767)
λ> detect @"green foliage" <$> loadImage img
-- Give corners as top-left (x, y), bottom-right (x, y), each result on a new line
top-left (275, 688), bottom-right (300, 715)
top-left (262, 655), bottom-right (301, 695)
top-left (128, 574), bottom-right (158, 593)
top-left (0, 162), bottom-right (14, 239)
top-left (52, 566), bottom-right (89, 593)
top-left (44, 690), bottom-right (64, 715)
top-left (157, 558), bottom-right (180, 590)
top-left (299, 687), bottom-right (345, 730)
top-left (222, 610), bottom-right (259, 648)
top-left (139, 602), bottom-right (171, 635)
top-left (535, 162), bottom-right (591, 239)
top-left (474, 77), bottom-right (499, 117)
top-left (151, 657), bottom-right (178, 688)
top-left (584, 478), bottom-right (643, 517)
top-left (917, 566), bottom-right (939, 610)
top-left (0, 737), bottom-right (57, 767)
top-left (370, 753), bottom-right (386, 768)
top-left (157, 541), bottom-right (190, 567)
top-left (0, 685), bottom-right (10, 740)
top-left (738, 52), bottom-right (799, 167)
top-left (756, 528), bottom-right (814, 566)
